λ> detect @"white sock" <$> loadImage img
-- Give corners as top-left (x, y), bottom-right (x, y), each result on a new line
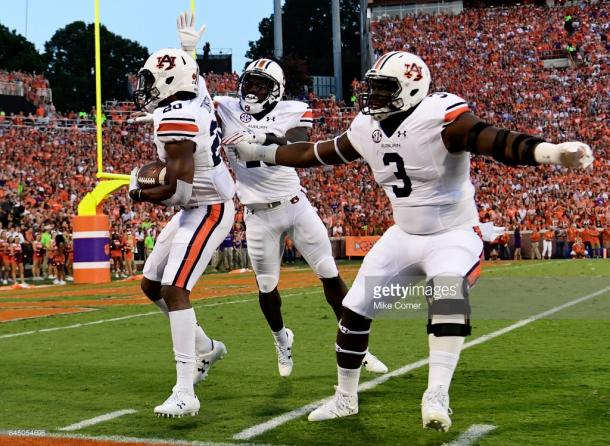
top-left (169, 308), bottom-right (197, 394)
top-left (153, 298), bottom-right (169, 316)
top-left (155, 300), bottom-right (211, 355)
top-left (195, 322), bottom-right (214, 355)
top-left (272, 327), bottom-right (288, 346)
top-left (337, 366), bottom-right (361, 395)
top-left (428, 334), bottom-right (464, 390)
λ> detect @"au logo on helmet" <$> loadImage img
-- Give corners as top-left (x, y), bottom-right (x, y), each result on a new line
top-left (404, 63), bottom-right (423, 81)
top-left (156, 55), bottom-right (177, 70)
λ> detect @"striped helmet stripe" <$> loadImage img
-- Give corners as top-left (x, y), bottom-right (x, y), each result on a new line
top-left (378, 51), bottom-right (400, 70)
top-left (373, 51), bottom-right (397, 70)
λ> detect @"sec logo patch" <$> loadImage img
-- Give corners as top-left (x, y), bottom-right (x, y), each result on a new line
top-left (372, 129), bottom-right (382, 143)
top-left (240, 113), bottom-right (252, 123)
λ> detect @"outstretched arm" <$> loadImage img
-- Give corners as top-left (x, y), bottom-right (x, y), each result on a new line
top-left (442, 112), bottom-right (593, 168)
top-left (225, 132), bottom-right (362, 168)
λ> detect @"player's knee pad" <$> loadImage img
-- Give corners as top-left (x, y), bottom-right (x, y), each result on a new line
top-left (314, 256), bottom-right (339, 279)
top-left (426, 275), bottom-right (472, 337)
top-left (256, 274), bottom-right (279, 294)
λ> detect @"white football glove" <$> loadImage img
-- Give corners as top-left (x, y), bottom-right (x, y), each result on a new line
top-left (535, 142), bottom-right (594, 168)
top-left (234, 141), bottom-right (277, 164)
top-left (478, 222), bottom-right (506, 243)
top-left (222, 130), bottom-right (266, 146)
top-left (177, 12), bottom-right (206, 53)
top-left (129, 167), bottom-right (140, 195)
top-left (126, 112), bottom-right (153, 124)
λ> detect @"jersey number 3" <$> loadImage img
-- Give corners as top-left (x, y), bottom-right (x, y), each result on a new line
top-left (383, 153), bottom-right (412, 198)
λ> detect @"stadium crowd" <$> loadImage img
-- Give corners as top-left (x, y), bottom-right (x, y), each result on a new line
top-left (0, 70), bottom-right (53, 117)
top-left (0, 2), bottom-right (608, 285)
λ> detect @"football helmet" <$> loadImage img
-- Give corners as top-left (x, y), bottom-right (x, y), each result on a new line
top-left (133, 48), bottom-right (199, 113)
top-left (238, 59), bottom-right (285, 114)
top-left (360, 51), bottom-right (431, 120)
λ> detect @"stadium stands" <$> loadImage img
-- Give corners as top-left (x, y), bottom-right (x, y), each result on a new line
top-left (0, 2), bottom-right (608, 283)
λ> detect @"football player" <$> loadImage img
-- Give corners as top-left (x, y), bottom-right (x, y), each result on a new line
top-left (130, 47), bottom-right (236, 417)
top-left (230, 51), bottom-right (593, 430)
top-left (177, 13), bottom-right (387, 377)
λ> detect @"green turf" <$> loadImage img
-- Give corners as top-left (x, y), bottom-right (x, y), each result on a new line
top-left (0, 260), bottom-right (609, 446)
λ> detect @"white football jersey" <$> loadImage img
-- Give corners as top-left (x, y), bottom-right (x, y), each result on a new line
top-left (214, 96), bottom-right (313, 205)
top-left (153, 76), bottom-right (235, 207)
top-left (346, 92), bottom-right (479, 235)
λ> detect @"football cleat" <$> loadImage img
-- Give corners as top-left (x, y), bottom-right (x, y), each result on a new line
top-left (194, 340), bottom-right (227, 385)
top-left (275, 328), bottom-right (294, 377)
top-left (421, 385), bottom-right (452, 432)
top-left (154, 390), bottom-right (200, 418)
top-left (308, 386), bottom-right (358, 422)
top-left (362, 352), bottom-right (388, 374)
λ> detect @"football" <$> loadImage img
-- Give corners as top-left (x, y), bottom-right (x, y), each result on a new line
top-left (137, 160), bottom-right (168, 189)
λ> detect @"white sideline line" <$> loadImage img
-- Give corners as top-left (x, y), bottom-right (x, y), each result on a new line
top-left (0, 312), bottom-right (158, 339)
top-left (0, 298), bottom-right (254, 340)
top-left (0, 430), bottom-right (283, 446)
top-left (232, 285), bottom-right (610, 440)
top-left (0, 290), bottom-right (317, 340)
top-left (485, 259), bottom-right (563, 272)
top-left (58, 409), bottom-right (137, 431)
top-left (442, 424), bottom-right (496, 446)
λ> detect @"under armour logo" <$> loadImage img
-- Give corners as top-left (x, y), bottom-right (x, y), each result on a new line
top-left (265, 116), bottom-right (276, 122)
top-left (397, 131), bottom-right (407, 138)
top-left (177, 402), bottom-right (185, 409)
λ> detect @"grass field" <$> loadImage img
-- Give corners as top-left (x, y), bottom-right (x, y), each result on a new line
top-left (0, 260), bottom-right (609, 446)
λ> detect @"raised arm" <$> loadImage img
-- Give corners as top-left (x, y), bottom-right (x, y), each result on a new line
top-left (442, 112), bottom-right (593, 168)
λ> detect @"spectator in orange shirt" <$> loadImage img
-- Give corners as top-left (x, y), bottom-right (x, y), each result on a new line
top-left (542, 228), bottom-right (555, 260)
top-left (498, 232), bottom-right (510, 260)
top-left (566, 224), bottom-right (578, 257)
top-left (587, 225), bottom-right (601, 258)
top-left (601, 226), bottom-right (610, 257)
top-left (110, 232), bottom-right (124, 278)
top-left (283, 235), bottom-right (295, 265)
top-left (122, 230), bottom-right (135, 277)
top-left (571, 237), bottom-right (586, 259)
top-left (530, 228), bottom-right (542, 260)
top-left (581, 224), bottom-right (593, 258)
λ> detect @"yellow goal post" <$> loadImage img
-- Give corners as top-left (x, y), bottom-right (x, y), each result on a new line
top-left (77, 0), bottom-right (197, 215)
